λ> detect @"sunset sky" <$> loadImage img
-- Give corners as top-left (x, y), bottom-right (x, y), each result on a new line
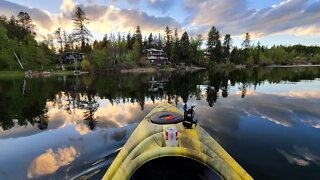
top-left (1, 0), bottom-right (320, 46)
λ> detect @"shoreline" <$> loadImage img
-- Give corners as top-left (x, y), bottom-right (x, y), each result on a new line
top-left (1, 64), bottom-right (318, 77)
top-left (266, 64), bottom-right (320, 68)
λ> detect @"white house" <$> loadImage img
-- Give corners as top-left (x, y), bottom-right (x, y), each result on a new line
top-left (146, 48), bottom-right (169, 64)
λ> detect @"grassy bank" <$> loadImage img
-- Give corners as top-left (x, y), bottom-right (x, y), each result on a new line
top-left (50, 71), bottom-right (75, 76)
top-left (0, 70), bottom-right (76, 77)
top-left (0, 71), bottom-right (25, 77)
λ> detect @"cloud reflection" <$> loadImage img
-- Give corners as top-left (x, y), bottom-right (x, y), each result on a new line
top-left (278, 146), bottom-right (320, 167)
top-left (75, 124), bottom-right (91, 135)
top-left (27, 146), bottom-right (78, 178)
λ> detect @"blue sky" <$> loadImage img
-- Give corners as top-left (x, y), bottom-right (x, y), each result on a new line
top-left (1, 0), bottom-right (320, 47)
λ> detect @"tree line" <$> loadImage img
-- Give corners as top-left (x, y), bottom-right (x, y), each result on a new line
top-left (0, 12), bottom-right (56, 70)
top-left (1, 6), bottom-right (320, 71)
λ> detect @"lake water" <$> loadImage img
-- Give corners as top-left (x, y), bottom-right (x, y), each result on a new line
top-left (0, 67), bottom-right (320, 180)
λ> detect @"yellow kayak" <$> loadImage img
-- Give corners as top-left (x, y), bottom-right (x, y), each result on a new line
top-left (103, 103), bottom-right (253, 180)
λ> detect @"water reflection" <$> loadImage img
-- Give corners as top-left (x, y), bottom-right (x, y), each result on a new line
top-left (278, 146), bottom-right (320, 167)
top-left (0, 67), bottom-right (320, 132)
top-left (0, 67), bottom-right (320, 179)
top-left (28, 146), bottom-right (78, 178)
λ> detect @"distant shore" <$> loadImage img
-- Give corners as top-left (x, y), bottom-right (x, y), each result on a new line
top-left (266, 64), bottom-right (320, 68)
top-left (0, 70), bottom-right (75, 78)
top-left (1, 64), bottom-right (319, 77)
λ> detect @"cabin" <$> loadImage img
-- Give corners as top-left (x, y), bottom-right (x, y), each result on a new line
top-left (204, 50), bottom-right (210, 60)
top-left (58, 52), bottom-right (85, 64)
top-left (146, 48), bottom-right (170, 65)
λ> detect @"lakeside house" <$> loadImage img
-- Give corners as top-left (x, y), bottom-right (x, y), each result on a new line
top-left (204, 50), bottom-right (210, 60)
top-left (146, 48), bottom-right (170, 65)
top-left (58, 52), bottom-right (85, 64)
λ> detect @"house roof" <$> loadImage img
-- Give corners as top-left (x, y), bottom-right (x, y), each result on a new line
top-left (146, 48), bottom-right (164, 52)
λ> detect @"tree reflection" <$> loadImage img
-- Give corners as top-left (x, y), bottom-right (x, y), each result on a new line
top-left (238, 83), bottom-right (248, 98)
top-left (0, 67), bottom-right (320, 131)
top-left (82, 92), bottom-right (99, 130)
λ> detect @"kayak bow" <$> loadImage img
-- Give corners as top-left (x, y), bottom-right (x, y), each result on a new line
top-left (103, 103), bottom-right (253, 180)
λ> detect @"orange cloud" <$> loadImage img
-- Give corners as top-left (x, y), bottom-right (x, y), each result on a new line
top-left (27, 146), bottom-right (78, 178)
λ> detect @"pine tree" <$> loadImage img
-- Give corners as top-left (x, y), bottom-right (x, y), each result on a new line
top-left (135, 26), bottom-right (142, 47)
top-left (180, 31), bottom-right (190, 64)
top-left (72, 6), bottom-right (92, 52)
top-left (127, 32), bottom-right (133, 50)
top-left (147, 33), bottom-right (153, 48)
top-left (134, 26), bottom-right (143, 62)
top-left (172, 28), bottom-right (180, 63)
top-left (157, 33), bottom-right (163, 49)
top-left (164, 26), bottom-right (172, 60)
top-left (207, 26), bottom-right (222, 63)
top-left (242, 32), bottom-right (251, 62)
top-left (223, 34), bottom-right (232, 61)
top-left (54, 27), bottom-right (64, 53)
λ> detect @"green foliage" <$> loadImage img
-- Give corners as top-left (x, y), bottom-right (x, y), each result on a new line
top-left (242, 32), bottom-right (251, 61)
top-left (311, 54), bottom-right (320, 64)
top-left (92, 48), bottom-right (107, 70)
top-left (133, 40), bottom-right (141, 63)
top-left (3, 10), bottom-right (320, 71)
top-left (81, 57), bottom-right (93, 72)
top-left (172, 28), bottom-right (180, 63)
top-left (180, 31), bottom-right (190, 64)
top-left (164, 26), bottom-right (172, 61)
top-left (0, 13), bottom-right (56, 71)
top-left (207, 26), bottom-right (222, 63)
top-left (190, 35), bottom-right (203, 65)
top-left (223, 34), bottom-right (232, 61)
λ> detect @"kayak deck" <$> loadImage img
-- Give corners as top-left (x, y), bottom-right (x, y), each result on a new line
top-left (103, 103), bottom-right (253, 180)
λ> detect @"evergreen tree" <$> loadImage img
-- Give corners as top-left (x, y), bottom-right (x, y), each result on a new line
top-left (54, 27), bottom-right (64, 53)
top-left (147, 33), bottom-right (154, 48)
top-left (242, 32), bottom-right (251, 62)
top-left (135, 26), bottom-right (142, 47)
top-left (230, 47), bottom-right (240, 64)
top-left (157, 33), bottom-right (163, 49)
top-left (223, 34), bottom-right (232, 61)
top-left (134, 26), bottom-right (143, 62)
top-left (207, 26), bottom-right (222, 63)
top-left (190, 35), bottom-right (203, 65)
top-left (17, 12), bottom-right (35, 36)
top-left (180, 31), bottom-right (190, 64)
top-left (255, 41), bottom-right (261, 64)
top-left (127, 32), bottom-right (133, 50)
top-left (172, 28), bottom-right (180, 63)
top-left (133, 40), bottom-right (141, 64)
top-left (72, 6), bottom-right (92, 52)
top-left (164, 26), bottom-right (172, 60)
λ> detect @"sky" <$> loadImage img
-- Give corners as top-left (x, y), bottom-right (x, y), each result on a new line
top-left (1, 0), bottom-right (320, 47)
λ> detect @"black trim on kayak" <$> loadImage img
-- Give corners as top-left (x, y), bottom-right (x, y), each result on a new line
top-left (130, 156), bottom-right (221, 180)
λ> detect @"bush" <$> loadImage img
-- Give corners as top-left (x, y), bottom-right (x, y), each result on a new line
top-left (310, 54), bottom-right (320, 64)
top-left (81, 57), bottom-right (93, 72)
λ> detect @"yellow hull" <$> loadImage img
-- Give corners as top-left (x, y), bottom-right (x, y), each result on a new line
top-left (103, 103), bottom-right (253, 180)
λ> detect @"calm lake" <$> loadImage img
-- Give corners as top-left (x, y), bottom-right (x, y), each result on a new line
top-left (0, 67), bottom-right (320, 180)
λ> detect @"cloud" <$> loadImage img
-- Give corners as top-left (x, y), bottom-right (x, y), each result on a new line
top-left (1, 0), bottom-right (320, 41)
top-left (0, 0), bottom-right (181, 39)
top-left (278, 146), bottom-right (320, 166)
top-left (184, 0), bottom-right (320, 37)
top-left (147, 0), bottom-right (174, 13)
top-left (60, 0), bottom-right (76, 15)
top-left (0, 0), bottom-right (53, 30)
top-left (127, 0), bottom-right (140, 4)
top-left (28, 146), bottom-right (78, 178)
